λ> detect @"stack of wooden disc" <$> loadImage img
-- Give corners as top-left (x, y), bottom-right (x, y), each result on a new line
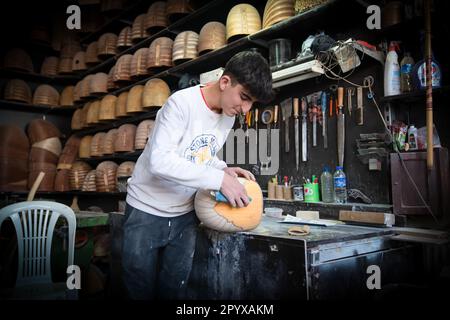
top-left (86, 41), bottom-right (101, 66)
top-left (145, 1), bottom-right (168, 32)
top-left (226, 4), bottom-right (261, 42)
top-left (113, 54), bottom-right (133, 83)
top-left (131, 14), bottom-right (149, 43)
top-left (166, 0), bottom-right (194, 22)
top-left (263, 0), bottom-right (295, 29)
top-left (58, 135), bottom-right (81, 170)
top-left (70, 161), bottom-right (92, 190)
top-left (27, 119), bottom-right (62, 191)
top-left (3, 79), bottom-right (32, 104)
top-left (80, 75), bottom-right (95, 99)
top-left (60, 86), bottom-right (74, 107)
top-left (40, 57), bottom-right (59, 76)
top-left (172, 31), bottom-right (199, 65)
top-left (72, 51), bottom-right (88, 72)
top-left (73, 81), bottom-right (83, 103)
top-left (114, 124), bottom-right (136, 152)
top-left (115, 91), bottom-right (129, 117)
top-left (2, 48), bottom-right (34, 73)
top-left (91, 132), bottom-right (106, 157)
top-left (89, 72), bottom-right (108, 95)
top-left (0, 125), bottom-right (30, 191)
top-left (99, 95), bottom-right (117, 121)
top-left (107, 66), bottom-right (118, 92)
top-left (142, 78), bottom-right (170, 108)
top-left (33, 84), bottom-right (60, 107)
top-left (117, 26), bottom-right (133, 51)
top-left (55, 135), bottom-right (81, 192)
top-left (135, 120), bottom-right (155, 149)
top-left (147, 37), bottom-right (173, 72)
top-left (130, 48), bottom-right (150, 79)
top-left (117, 161), bottom-right (135, 177)
top-left (71, 108), bottom-right (84, 130)
top-left (86, 101), bottom-right (101, 126)
top-left (97, 33), bottom-right (118, 59)
top-left (103, 128), bottom-right (118, 155)
top-left (59, 40), bottom-right (80, 75)
top-left (198, 22), bottom-right (226, 55)
top-left (79, 135), bottom-right (93, 159)
top-left (126, 85), bottom-right (144, 113)
top-left (81, 169), bottom-right (97, 192)
top-left (58, 57), bottom-right (74, 74)
top-left (96, 161), bottom-right (118, 192)
top-left (116, 161), bottom-right (135, 192)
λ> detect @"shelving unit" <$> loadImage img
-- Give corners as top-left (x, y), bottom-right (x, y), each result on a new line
top-left (0, 100), bottom-right (76, 115)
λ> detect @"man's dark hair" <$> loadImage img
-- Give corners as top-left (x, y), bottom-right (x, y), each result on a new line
top-left (223, 51), bottom-right (274, 103)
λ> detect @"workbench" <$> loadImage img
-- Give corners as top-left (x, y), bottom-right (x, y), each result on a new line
top-left (187, 216), bottom-right (424, 300)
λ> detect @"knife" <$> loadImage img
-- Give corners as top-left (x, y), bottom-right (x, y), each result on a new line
top-left (321, 91), bottom-right (328, 149)
top-left (337, 87), bottom-right (345, 167)
top-left (293, 98), bottom-right (300, 170)
top-left (301, 97), bottom-right (308, 162)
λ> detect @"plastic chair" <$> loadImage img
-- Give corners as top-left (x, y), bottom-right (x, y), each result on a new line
top-left (0, 201), bottom-right (77, 299)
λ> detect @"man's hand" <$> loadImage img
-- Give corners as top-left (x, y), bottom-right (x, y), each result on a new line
top-left (220, 173), bottom-right (250, 208)
top-left (223, 167), bottom-right (256, 182)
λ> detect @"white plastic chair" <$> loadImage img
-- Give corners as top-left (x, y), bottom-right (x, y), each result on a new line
top-left (0, 201), bottom-right (77, 299)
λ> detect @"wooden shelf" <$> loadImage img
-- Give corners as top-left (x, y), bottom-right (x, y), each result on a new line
top-left (80, 150), bottom-right (143, 164)
top-left (380, 86), bottom-right (450, 103)
top-left (0, 100), bottom-right (76, 115)
top-left (0, 69), bottom-right (81, 85)
top-left (72, 108), bottom-right (160, 136)
top-left (0, 191), bottom-right (126, 197)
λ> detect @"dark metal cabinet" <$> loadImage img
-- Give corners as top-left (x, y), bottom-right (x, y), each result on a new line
top-left (390, 147), bottom-right (449, 217)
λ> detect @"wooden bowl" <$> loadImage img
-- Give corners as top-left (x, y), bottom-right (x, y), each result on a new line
top-left (135, 120), bottom-right (155, 150)
top-left (172, 31), bottom-right (199, 65)
top-left (40, 56), bottom-right (59, 76)
top-left (79, 135), bottom-right (93, 158)
top-left (142, 78), bottom-right (170, 108)
top-left (3, 79), bottom-right (32, 104)
top-left (103, 128), bottom-right (118, 155)
top-left (115, 91), bottom-right (129, 117)
top-left (147, 37), bottom-right (173, 71)
top-left (126, 85), bottom-right (144, 114)
top-left (198, 22), bottom-right (226, 55)
top-left (99, 95), bottom-right (117, 121)
top-left (145, 1), bottom-right (168, 32)
top-left (226, 4), bottom-right (261, 42)
top-left (114, 124), bottom-right (136, 152)
top-left (33, 84), bottom-right (60, 107)
top-left (60, 86), bottom-right (74, 107)
top-left (96, 161), bottom-right (118, 192)
top-left (70, 161), bottom-right (92, 190)
top-left (117, 26), bottom-right (133, 51)
top-left (97, 33), bottom-right (118, 58)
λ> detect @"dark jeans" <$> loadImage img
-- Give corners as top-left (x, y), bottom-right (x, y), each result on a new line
top-left (122, 203), bottom-right (199, 300)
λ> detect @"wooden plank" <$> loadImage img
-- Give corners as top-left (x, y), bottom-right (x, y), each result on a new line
top-left (339, 210), bottom-right (395, 227)
top-left (390, 234), bottom-right (449, 245)
top-left (391, 227), bottom-right (449, 240)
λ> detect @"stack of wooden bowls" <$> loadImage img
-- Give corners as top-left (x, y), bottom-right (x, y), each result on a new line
top-left (114, 124), bottom-right (136, 152)
top-left (135, 120), bottom-right (155, 150)
top-left (70, 161), bottom-right (92, 190)
top-left (117, 26), bottom-right (133, 51)
top-left (27, 119), bottom-right (62, 191)
top-left (0, 125), bottom-right (30, 191)
top-left (55, 135), bottom-right (81, 191)
top-left (3, 79), bottom-right (32, 104)
top-left (96, 161), bottom-right (118, 192)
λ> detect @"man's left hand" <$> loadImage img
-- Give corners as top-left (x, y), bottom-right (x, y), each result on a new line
top-left (223, 167), bottom-right (256, 182)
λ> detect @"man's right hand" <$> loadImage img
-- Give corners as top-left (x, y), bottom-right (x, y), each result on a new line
top-left (220, 173), bottom-right (250, 208)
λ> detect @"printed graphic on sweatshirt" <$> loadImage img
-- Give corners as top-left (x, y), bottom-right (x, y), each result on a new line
top-left (184, 134), bottom-right (219, 165)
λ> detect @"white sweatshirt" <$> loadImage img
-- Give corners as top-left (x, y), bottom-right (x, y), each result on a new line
top-left (126, 85), bottom-right (235, 217)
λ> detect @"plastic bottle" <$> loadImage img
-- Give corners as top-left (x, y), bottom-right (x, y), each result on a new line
top-left (384, 41), bottom-right (401, 96)
top-left (400, 52), bottom-right (415, 93)
top-left (333, 166), bottom-right (347, 204)
top-left (320, 166), bottom-right (335, 203)
top-left (408, 125), bottom-right (418, 151)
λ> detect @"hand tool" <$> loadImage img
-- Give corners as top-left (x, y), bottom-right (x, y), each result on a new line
top-left (261, 109), bottom-right (274, 170)
top-left (211, 190), bottom-right (252, 204)
top-left (238, 112), bottom-right (245, 130)
top-left (254, 108), bottom-right (259, 149)
top-left (321, 91), bottom-right (328, 149)
top-left (329, 85), bottom-right (338, 117)
top-left (245, 111), bottom-right (252, 144)
top-left (337, 87), bottom-right (345, 167)
top-left (273, 104), bottom-right (279, 129)
top-left (356, 86), bottom-right (364, 125)
top-left (293, 97), bottom-right (300, 170)
top-left (347, 87), bottom-right (355, 116)
top-left (301, 97), bottom-right (308, 162)
top-left (311, 94), bottom-right (318, 147)
top-left (281, 98), bottom-right (292, 153)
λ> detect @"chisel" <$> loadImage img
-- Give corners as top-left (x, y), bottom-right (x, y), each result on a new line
top-left (337, 87), bottom-right (345, 167)
top-left (293, 97), bottom-right (299, 170)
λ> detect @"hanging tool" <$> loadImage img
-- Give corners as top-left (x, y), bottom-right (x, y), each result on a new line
top-left (321, 91), bottom-right (328, 149)
top-left (337, 87), bottom-right (345, 167)
top-left (245, 111), bottom-right (252, 144)
top-left (273, 105), bottom-right (279, 129)
top-left (347, 87), bottom-right (355, 116)
top-left (261, 108), bottom-right (274, 170)
top-left (238, 112), bottom-right (245, 130)
top-left (356, 86), bottom-right (364, 125)
top-left (309, 93), bottom-right (318, 147)
top-left (281, 98), bottom-right (292, 153)
top-left (293, 98), bottom-right (300, 170)
top-left (255, 108), bottom-right (259, 149)
top-left (301, 97), bottom-right (308, 162)
top-left (329, 85), bottom-right (338, 117)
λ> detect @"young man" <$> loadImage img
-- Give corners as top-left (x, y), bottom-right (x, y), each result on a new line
top-left (123, 51), bottom-right (273, 299)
